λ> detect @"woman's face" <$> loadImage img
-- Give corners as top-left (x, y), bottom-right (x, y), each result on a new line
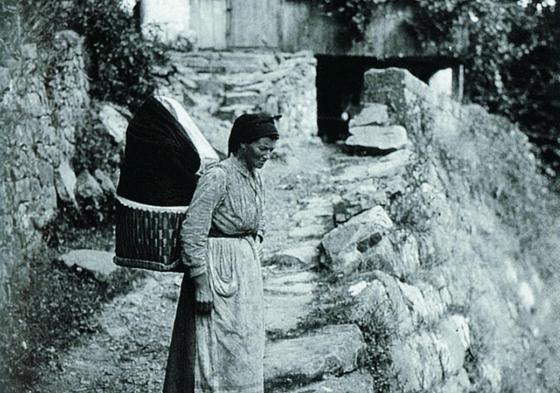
top-left (239, 137), bottom-right (277, 170)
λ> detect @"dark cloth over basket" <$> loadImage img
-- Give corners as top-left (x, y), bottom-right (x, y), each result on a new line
top-left (114, 96), bottom-right (209, 272)
top-left (116, 96), bottom-right (201, 206)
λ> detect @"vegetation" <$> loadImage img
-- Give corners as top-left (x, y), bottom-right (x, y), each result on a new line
top-left (320, 0), bottom-right (560, 179)
top-left (299, 271), bottom-right (399, 393)
top-left (0, 225), bottom-right (143, 391)
top-left (0, 2), bottom-right (149, 389)
top-left (19, 0), bottom-right (167, 111)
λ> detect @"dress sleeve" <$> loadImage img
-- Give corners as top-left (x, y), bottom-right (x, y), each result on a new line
top-left (256, 173), bottom-right (266, 242)
top-left (180, 166), bottom-right (227, 277)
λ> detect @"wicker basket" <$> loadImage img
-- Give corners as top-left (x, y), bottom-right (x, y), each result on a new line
top-left (114, 196), bottom-right (187, 272)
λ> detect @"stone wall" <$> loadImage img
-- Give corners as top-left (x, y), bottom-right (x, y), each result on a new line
top-left (0, 30), bottom-right (89, 306)
top-left (154, 50), bottom-right (318, 154)
top-left (324, 68), bottom-right (557, 392)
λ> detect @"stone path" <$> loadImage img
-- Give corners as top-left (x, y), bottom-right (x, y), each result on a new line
top-left (34, 120), bottom-right (414, 392)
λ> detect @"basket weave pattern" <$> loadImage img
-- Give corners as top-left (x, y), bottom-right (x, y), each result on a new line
top-left (114, 199), bottom-right (186, 272)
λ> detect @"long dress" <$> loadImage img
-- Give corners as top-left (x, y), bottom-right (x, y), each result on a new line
top-left (163, 156), bottom-right (266, 393)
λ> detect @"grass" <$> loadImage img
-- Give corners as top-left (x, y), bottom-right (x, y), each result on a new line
top-left (0, 221), bottom-right (144, 392)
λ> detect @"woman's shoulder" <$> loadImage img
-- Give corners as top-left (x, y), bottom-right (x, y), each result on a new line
top-left (198, 160), bottom-right (228, 185)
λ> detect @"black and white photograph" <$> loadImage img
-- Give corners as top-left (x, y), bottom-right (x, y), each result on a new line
top-left (1, 0), bottom-right (559, 392)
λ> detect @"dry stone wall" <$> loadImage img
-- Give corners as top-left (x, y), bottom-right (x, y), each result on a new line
top-left (323, 68), bottom-right (556, 392)
top-left (0, 31), bottom-right (89, 306)
top-left (154, 50), bottom-right (318, 154)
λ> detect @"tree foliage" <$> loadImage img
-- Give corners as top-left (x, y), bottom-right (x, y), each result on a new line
top-left (19, 0), bottom-right (167, 111)
top-left (320, 0), bottom-right (560, 176)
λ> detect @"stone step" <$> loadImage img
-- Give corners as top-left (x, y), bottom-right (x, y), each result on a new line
top-left (264, 324), bottom-right (366, 386)
top-left (346, 125), bottom-right (410, 152)
top-left (264, 271), bottom-right (317, 333)
top-left (288, 224), bottom-right (331, 241)
top-left (348, 102), bottom-right (389, 127)
top-left (291, 206), bottom-right (333, 227)
top-left (224, 90), bottom-right (262, 106)
top-left (332, 149), bottom-right (412, 184)
top-left (274, 370), bottom-right (374, 393)
top-left (215, 104), bottom-right (255, 121)
top-left (264, 270), bottom-right (317, 295)
top-left (265, 240), bottom-right (321, 269)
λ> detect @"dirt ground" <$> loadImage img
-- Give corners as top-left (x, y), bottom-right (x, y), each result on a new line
top-left (32, 140), bottom-right (340, 393)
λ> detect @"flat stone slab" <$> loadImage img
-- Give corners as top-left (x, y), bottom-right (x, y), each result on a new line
top-left (292, 206), bottom-right (333, 227)
top-left (333, 150), bottom-right (412, 183)
top-left (265, 271), bottom-right (317, 295)
top-left (267, 241), bottom-right (321, 268)
top-left (346, 125), bottom-right (409, 151)
top-left (285, 370), bottom-right (374, 393)
top-left (59, 249), bottom-right (118, 282)
top-left (264, 271), bottom-right (317, 333)
top-left (264, 324), bottom-right (366, 384)
top-left (349, 102), bottom-right (389, 127)
top-left (288, 224), bottom-right (330, 240)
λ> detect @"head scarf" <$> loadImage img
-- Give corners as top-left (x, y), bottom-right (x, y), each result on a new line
top-left (228, 113), bottom-right (281, 155)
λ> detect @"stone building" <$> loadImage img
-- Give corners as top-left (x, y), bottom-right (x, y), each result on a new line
top-left (139, 0), bottom-right (465, 140)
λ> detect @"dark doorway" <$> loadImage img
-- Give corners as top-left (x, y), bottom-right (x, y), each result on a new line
top-left (315, 55), bottom-right (456, 142)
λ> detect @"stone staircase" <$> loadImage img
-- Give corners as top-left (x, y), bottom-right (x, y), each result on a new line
top-left (37, 99), bottom-right (415, 393)
top-left (258, 101), bottom-right (415, 391)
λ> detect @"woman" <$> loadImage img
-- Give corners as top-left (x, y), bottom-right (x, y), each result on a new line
top-left (163, 113), bottom-right (280, 393)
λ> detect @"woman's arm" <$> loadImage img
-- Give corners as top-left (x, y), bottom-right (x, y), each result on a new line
top-left (180, 166), bottom-right (227, 277)
top-left (256, 173), bottom-right (266, 243)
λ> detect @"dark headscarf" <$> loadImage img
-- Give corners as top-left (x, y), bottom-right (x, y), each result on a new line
top-left (116, 96), bottom-right (201, 206)
top-left (228, 113), bottom-right (281, 155)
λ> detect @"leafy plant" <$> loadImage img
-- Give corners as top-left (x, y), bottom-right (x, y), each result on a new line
top-left (19, 0), bottom-right (168, 111)
top-left (319, 0), bottom-right (390, 41)
top-left (319, 0), bottom-right (560, 177)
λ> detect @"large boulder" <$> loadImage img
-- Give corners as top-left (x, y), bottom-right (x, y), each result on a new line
top-left (94, 169), bottom-right (116, 195)
top-left (321, 206), bottom-right (394, 273)
top-left (75, 170), bottom-right (108, 222)
top-left (360, 229), bottom-right (420, 279)
top-left (54, 159), bottom-right (78, 206)
top-left (390, 315), bottom-right (471, 392)
top-left (264, 324), bottom-right (366, 385)
top-left (76, 170), bottom-right (104, 202)
top-left (97, 102), bottom-right (129, 145)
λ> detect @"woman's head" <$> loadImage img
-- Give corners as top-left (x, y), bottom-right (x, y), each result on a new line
top-left (228, 113), bottom-right (280, 169)
top-left (237, 137), bottom-right (277, 170)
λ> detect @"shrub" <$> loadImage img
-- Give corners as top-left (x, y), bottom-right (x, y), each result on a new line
top-left (20, 0), bottom-right (168, 111)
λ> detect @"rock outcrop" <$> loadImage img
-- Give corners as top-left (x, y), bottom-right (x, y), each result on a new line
top-left (320, 68), bottom-right (559, 392)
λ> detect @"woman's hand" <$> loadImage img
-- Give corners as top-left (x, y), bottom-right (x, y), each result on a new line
top-left (193, 273), bottom-right (213, 314)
